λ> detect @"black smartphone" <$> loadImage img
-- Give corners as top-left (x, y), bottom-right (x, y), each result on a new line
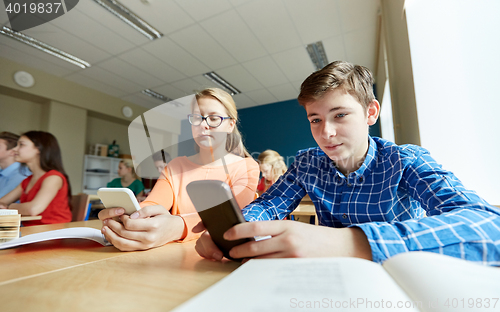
top-left (186, 180), bottom-right (253, 261)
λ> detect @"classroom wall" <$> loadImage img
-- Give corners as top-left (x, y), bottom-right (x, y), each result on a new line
top-left (86, 116), bottom-right (131, 156)
top-left (0, 57), bottom-right (181, 193)
top-left (0, 93), bottom-right (43, 133)
top-left (43, 101), bottom-right (87, 194)
top-left (0, 57), bottom-right (148, 120)
top-left (238, 99), bottom-right (316, 165)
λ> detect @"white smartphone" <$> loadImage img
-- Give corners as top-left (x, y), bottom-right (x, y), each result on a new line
top-left (97, 188), bottom-right (141, 215)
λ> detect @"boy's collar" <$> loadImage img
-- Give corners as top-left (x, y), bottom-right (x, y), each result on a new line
top-left (0, 161), bottom-right (21, 174)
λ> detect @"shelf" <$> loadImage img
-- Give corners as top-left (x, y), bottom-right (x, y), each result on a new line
top-left (85, 172), bottom-right (111, 176)
top-left (83, 155), bottom-right (124, 193)
top-left (85, 155), bottom-right (121, 160)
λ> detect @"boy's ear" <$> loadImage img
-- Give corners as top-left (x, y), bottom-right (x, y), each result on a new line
top-left (366, 100), bottom-right (380, 126)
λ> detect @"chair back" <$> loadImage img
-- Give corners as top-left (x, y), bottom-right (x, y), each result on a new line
top-left (71, 193), bottom-right (90, 221)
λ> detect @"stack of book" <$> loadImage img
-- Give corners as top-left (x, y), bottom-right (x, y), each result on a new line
top-left (0, 209), bottom-right (21, 243)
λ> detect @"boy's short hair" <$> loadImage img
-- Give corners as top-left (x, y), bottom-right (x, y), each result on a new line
top-left (298, 60), bottom-right (375, 110)
top-left (0, 132), bottom-right (20, 150)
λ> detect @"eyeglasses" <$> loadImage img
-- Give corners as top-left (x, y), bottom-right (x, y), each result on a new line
top-left (187, 114), bottom-right (232, 128)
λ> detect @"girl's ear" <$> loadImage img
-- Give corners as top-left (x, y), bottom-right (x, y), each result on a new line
top-left (228, 118), bottom-right (236, 133)
top-left (366, 100), bottom-right (380, 126)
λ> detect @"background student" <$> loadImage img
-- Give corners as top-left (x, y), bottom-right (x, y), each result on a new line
top-left (107, 159), bottom-right (145, 197)
top-left (0, 131), bottom-right (72, 226)
top-left (0, 131), bottom-right (31, 198)
top-left (152, 149), bottom-right (172, 178)
top-left (98, 88), bottom-right (259, 251)
top-left (195, 61), bottom-right (500, 265)
top-left (135, 150), bottom-right (173, 202)
top-left (256, 149), bottom-right (287, 196)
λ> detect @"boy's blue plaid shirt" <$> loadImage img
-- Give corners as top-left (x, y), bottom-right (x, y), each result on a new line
top-left (243, 136), bottom-right (500, 265)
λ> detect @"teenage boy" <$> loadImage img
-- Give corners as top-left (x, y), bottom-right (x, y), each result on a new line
top-left (195, 61), bottom-right (500, 265)
top-left (0, 132), bottom-right (30, 199)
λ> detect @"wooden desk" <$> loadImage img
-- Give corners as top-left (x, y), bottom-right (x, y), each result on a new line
top-left (20, 215), bottom-right (42, 221)
top-left (88, 194), bottom-right (100, 201)
top-left (290, 203), bottom-right (318, 225)
top-left (0, 220), bottom-right (240, 311)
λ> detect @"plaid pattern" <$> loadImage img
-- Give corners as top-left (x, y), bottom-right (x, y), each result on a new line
top-left (243, 137), bottom-right (500, 265)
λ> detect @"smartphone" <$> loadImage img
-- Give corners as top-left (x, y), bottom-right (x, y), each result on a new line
top-left (97, 188), bottom-right (141, 215)
top-left (186, 180), bottom-right (253, 261)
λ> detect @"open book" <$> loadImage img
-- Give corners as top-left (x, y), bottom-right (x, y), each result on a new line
top-left (173, 252), bottom-right (500, 312)
top-left (0, 227), bottom-right (111, 250)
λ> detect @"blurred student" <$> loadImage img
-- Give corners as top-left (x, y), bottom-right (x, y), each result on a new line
top-left (106, 159), bottom-right (145, 197)
top-left (152, 149), bottom-right (172, 177)
top-left (98, 88), bottom-right (259, 251)
top-left (0, 131), bottom-right (72, 225)
top-left (257, 149), bottom-right (287, 196)
top-left (0, 131), bottom-right (31, 198)
top-left (135, 150), bottom-right (172, 202)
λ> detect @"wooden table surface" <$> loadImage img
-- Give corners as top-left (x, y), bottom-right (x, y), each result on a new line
top-left (20, 215), bottom-right (43, 221)
top-left (291, 203), bottom-right (318, 225)
top-left (0, 220), bottom-right (241, 312)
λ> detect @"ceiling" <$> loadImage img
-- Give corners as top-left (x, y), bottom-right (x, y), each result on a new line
top-left (0, 0), bottom-right (380, 114)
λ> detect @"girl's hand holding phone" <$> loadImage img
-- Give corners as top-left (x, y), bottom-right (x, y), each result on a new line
top-left (98, 205), bottom-right (185, 251)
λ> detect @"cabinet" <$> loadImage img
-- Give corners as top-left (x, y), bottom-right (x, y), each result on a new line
top-left (82, 155), bottom-right (123, 195)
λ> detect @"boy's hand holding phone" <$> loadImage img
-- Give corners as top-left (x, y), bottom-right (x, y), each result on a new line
top-left (195, 220), bottom-right (373, 261)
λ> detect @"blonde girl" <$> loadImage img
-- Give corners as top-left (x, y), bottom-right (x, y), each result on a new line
top-left (106, 158), bottom-right (145, 197)
top-left (257, 150), bottom-right (287, 196)
top-left (98, 88), bottom-right (259, 251)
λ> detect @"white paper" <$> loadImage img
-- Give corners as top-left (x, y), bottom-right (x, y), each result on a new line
top-left (383, 252), bottom-right (500, 312)
top-left (173, 257), bottom-right (417, 312)
top-left (0, 227), bottom-right (111, 250)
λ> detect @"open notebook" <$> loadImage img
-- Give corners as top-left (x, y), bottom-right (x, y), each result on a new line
top-left (0, 227), bottom-right (111, 250)
top-left (173, 252), bottom-right (500, 312)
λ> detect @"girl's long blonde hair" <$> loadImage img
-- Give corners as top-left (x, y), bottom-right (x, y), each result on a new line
top-left (194, 88), bottom-right (251, 158)
top-left (258, 150), bottom-right (287, 183)
top-left (120, 159), bottom-right (141, 180)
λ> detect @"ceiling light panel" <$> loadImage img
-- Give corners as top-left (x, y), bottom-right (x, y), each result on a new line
top-left (203, 72), bottom-right (241, 95)
top-left (0, 26), bottom-right (91, 68)
top-left (306, 41), bottom-right (329, 70)
top-left (93, 0), bottom-right (163, 40)
top-left (142, 89), bottom-right (172, 102)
